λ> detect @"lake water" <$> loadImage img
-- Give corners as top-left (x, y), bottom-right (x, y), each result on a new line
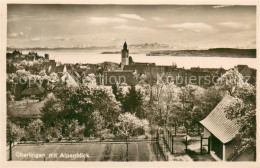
top-left (19, 49), bottom-right (257, 69)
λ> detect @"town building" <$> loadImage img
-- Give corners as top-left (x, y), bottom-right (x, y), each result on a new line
top-left (102, 70), bottom-right (137, 86)
top-left (123, 63), bottom-right (156, 74)
top-left (235, 65), bottom-right (256, 85)
top-left (21, 81), bottom-right (45, 100)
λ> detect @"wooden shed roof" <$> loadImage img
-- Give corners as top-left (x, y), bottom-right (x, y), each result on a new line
top-left (200, 95), bottom-right (240, 144)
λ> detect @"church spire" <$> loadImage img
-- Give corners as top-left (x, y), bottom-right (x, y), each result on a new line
top-left (121, 40), bottom-right (129, 66)
top-left (123, 39), bottom-right (127, 50)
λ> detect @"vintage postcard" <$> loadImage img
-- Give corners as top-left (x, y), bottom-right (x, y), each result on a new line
top-left (1, 0), bottom-right (259, 168)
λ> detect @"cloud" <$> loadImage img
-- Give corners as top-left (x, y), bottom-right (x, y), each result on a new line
top-left (7, 15), bottom-right (22, 22)
top-left (52, 37), bottom-right (73, 41)
top-left (8, 32), bottom-right (25, 39)
top-left (176, 28), bottom-right (184, 32)
top-left (113, 25), bottom-right (155, 32)
top-left (89, 17), bottom-right (127, 24)
top-left (25, 26), bottom-right (32, 31)
top-left (23, 16), bottom-right (53, 21)
top-left (152, 17), bottom-right (163, 22)
top-left (8, 15), bottom-right (53, 22)
top-left (117, 14), bottom-right (145, 21)
top-left (218, 22), bottom-right (250, 30)
top-left (161, 22), bottom-right (214, 32)
top-left (212, 5), bottom-right (233, 8)
top-left (30, 37), bottom-right (41, 41)
top-left (111, 38), bottom-right (117, 42)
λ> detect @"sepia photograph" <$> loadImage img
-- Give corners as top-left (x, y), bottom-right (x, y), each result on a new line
top-left (2, 1), bottom-right (258, 166)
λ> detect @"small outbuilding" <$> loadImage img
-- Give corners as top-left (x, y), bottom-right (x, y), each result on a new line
top-left (200, 95), bottom-right (255, 161)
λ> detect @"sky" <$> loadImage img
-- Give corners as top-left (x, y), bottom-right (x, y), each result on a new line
top-left (7, 4), bottom-right (256, 49)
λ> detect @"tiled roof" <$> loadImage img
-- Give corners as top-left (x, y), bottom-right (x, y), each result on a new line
top-left (7, 100), bottom-right (45, 118)
top-left (49, 66), bottom-right (56, 74)
top-left (22, 82), bottom-right (45, 96)
top-left (200, 95), bottom-right (240, 144)
top-left (236, 65), bottom-right (248, 72)
top-left (56, 65), bottom-right (64, 73)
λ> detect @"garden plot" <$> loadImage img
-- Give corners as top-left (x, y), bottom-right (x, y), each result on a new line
top-left (8, 142), bottom-right (156, 161)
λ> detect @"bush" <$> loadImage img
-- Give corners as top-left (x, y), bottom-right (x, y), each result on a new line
top-left (27, 119), bottom-right (43, 141)
top-left (79, 134), bottom-right (84, 141)
top-left (45, 138), bottom-right (50, 143)
top-left (102, 133), bottom-right (115, 140)
top-left (20, 137), bottom-right (27, 142)
top-left (88, 135), bottom-right (95, 140)
top-left (7, 121), bottom-right (27, 142)
top-left (68, 135), bottom-right (72, 141)
top-left (58, 137), bottom-right (62, 141)
top-left (101, 129), bottom-right (115, 140)
top-left (114, 134), bottom-right (127, 141)
top-left (134, 127), bottom-right (145, 136)
top-left (178, 126), bottom-right (186, 134)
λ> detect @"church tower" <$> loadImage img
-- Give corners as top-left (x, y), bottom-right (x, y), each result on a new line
top-left (121, 40), bottom-right (129, 67)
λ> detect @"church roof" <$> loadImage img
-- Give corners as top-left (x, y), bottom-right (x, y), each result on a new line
top-left (200, 95), bottom-right (240, 144)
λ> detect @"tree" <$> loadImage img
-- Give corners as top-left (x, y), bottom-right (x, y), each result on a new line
top-left (218, 69), bottom-right (256, 157)
top-left (159, 83), bottom-right (181, 128)
top-left (27, 119), bottom-right (43, 141)
top-left (7, 63), bottom-right (16, 74)
top-left (41, 98), bottom-right (62, 128)
top-left (112, 84), bottom-right (124, 102)
top-left (39, 70), bottom-right (47, 77)
top-left (216, 68), bottom-right (245, 96)
top-left (7, 121), bottom-right (26, 142)
top-left (129, 56), bottom-right (134, 65)
top-left (53, 85), bottom-right (93, 135)
top-left (83, 73), bottom-right (97, 85)
top-left (90, 85), bottom-right (121, 132)
top-left (149, 83), bottom-right (182, 128)
top-left (64, 119), bottom-right (85, 140)
top-left (178, 85), bottom-right (206, 134)
top-left (92, 110), bottom-right (105, 139)
top-left (49, 72), bottom-right (59, 84)
top-left (15, 69), bottom-right (31, 78)
top-left (50, 84), bottom-right (121, 136)
top-left (115, 112), bottom-right (149, 161)
top-left (123, 85), bottom-right (144, 118)
top-left (43, 127), bottom-right (62, 141)
top-left (224, 93), bottom-right (256, 157)
top-left (115, 112), bottom-right (149, 138)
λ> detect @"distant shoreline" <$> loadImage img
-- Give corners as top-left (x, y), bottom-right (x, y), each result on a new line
top-left (6, 47), bottom-right (256, 58)
top-left (146, 48), bottom-right (256, 58)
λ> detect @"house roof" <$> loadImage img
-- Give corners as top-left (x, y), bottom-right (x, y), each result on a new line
top-left (22, 82), bottom-right (45, 96)
top-left (61, 72), bottom-right (79, 87)
top-left (236, 65), bottom-right (248, 72)
top-left (49, 66), bottom-right (56, 74)
top-left (56, 65), bottom-right (65, 73)
top-left (200, 95), bottom-right (240, 144)
top-left (7, 100), bottom-right (45, 118)
top-left (104, 70), bottom-right (134, 73)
